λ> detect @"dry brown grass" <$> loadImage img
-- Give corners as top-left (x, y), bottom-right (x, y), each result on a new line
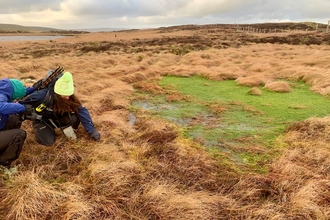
top-left (235, 74), bottom-right (273, 87)
top-left (248, 87), bottom-right (263, 95)
top-left (0, 26), bottom-right (330, 219)
top-left (264, 81), bottom-right (291, 93)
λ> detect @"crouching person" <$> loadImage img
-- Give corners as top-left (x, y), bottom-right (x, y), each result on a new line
top-left (0, 116), bottom-right (26, 168)
top-left (19, 71), bottom-right (100, 146)
top-left (0, 78), bottom-right (34, 168)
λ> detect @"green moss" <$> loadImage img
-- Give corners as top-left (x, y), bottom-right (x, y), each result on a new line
top-left (132, 75), bottom-right (330, 173)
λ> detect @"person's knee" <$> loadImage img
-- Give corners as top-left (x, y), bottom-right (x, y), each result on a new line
top-left (36, 135), bottom-right (55, 146)
top-left (9, 115), bottom-right (23, 129)
top-left (0, 129), bottom-right (26, 167)
top-left (16, 129), bottom-right (26, 141)
top-left (33, 122), bottom-right (55, 146)
top-left (11, 129), bottom-right (26, 147)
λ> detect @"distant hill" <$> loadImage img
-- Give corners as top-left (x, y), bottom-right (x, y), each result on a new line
top-left (1, 21), bottom-right (328, 34)
top-left (0, 23), bottom-right (61, 32)
top-left (72, 27), bottom-right (129, 32)
top-left (0, 23), bottom-right (130, 33)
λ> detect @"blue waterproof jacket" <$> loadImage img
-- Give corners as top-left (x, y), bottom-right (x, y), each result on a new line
top-left (19, 88), bottom-right (97, 134)
top-left (0, 78), bottom-right (26, 130)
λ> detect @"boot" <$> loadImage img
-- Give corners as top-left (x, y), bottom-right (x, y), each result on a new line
top-left (0, 160), bottom-right (11, 169)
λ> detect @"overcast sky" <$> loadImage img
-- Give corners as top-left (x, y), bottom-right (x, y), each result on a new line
top-left (0, 0), bottom-right (329, 30)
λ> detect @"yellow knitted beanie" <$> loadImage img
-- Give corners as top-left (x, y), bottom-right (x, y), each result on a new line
top-left (54, 72), bottom-right (74, 96)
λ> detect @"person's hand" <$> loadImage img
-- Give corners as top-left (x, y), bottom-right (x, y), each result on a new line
top-left (90, 130), bottom-right (100, 141)
top-left (24, 104), bottom-right (34, 114)
top-left (23, 105), bottom-right (42, 121)
top-left (25, 87), bottom-right (35, 95)
top-left (17, 113), bottom-right (25, 121)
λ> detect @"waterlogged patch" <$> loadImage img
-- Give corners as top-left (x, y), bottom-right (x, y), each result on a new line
top-left (132, 97), bottom-right (271, 173)
top-left (132, 76), bottom-right (330, 172)
top-left (133, 100), bottom-right (178, 112)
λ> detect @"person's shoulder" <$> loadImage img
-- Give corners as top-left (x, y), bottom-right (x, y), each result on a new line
top-left (28, 88), bottom-right (53, 100)
top-left (35, 88), bottom-right (53, 94)
top-left (0, 78), bottom-right (12, 100)
top-left (0, 78), bottom-right (11, 88)
top-left (0, 78), bottom-right (10, 81)
top-left (0, 93), bottom-right (9, 102)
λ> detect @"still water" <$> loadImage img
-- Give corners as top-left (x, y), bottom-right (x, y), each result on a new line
top-left (0, 35), bottom-right (66, 42)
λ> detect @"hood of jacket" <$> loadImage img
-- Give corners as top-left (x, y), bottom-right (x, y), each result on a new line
top-left (0, 78), bottom-right (13, 102)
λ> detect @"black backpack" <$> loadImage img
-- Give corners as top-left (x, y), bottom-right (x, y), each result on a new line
top-left (32, 67), bottom-right (64, 113)
top-left (33, 67), bottom-right (64, 91)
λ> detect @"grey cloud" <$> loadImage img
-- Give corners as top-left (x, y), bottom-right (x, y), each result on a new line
top-left (0, 0), bottom-right (62, 14)
top-left (65, 0), bottom-right (191, 17)
top-left (0, 0), bottom-right (329, 29)
top-left (298, 0), bottom-right (330, 18)
top-left (199, 0), bottom-right (328, 24)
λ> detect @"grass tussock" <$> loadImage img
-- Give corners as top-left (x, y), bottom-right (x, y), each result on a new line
top-left (218, 116), bottom-right (330, 218)
top-left (1, 170), bottom-right (84, 220)
top-left (235, 74), bottom-right (272, 87)
top-left (248, 86), bottom-right (263, 95)
top-left (133, 81), bottom-right (164, 95)
top-left (264, 81), bottom-right (291, 92)
top-left (285, 117), bottom-right (330, 141)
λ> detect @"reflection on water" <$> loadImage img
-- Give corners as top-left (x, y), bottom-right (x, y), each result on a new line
top-left (0, 35), bottom-right (67, 42)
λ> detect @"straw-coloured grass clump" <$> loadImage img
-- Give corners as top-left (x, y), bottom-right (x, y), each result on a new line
top-left (1, 170), bottom-right (87, 220)
top-left (248, 87), bottom-right (262, 95)
top-left (284, 116), bottom-right (330, 141)
top-left (137, 125), bottom-right (178, 145)
top-left (235, 74), bottom-right (271, 87)
top-left (132, 81), bottom-right (164, 95)
top-left (267, 117), bottom-right (330, 218)
top-left (264, 81), bottom-right (291, 93)
top-left (225, 116), bottom-right (330, 219)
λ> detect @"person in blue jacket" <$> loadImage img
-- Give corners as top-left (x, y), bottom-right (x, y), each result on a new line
top-left (19, 71), bottom-right (100, 146)
top-left (0, 78), bottom-right (34, 168)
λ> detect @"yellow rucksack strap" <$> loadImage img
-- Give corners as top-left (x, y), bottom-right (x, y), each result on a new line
top-left (35, 90), bottom-right (52, 113)
top-left (36, 103), bottom-right (47, 112)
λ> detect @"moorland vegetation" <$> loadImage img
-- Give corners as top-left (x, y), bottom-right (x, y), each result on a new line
top-left (0, 22), bottom-right (330, 219)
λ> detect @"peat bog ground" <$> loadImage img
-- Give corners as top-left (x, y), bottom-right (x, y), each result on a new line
top-left (0, 22), bottom-right (330, 219)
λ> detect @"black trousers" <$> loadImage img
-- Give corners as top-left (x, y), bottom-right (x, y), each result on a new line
top-left (33, 113), bottom-right (80, 146)
top-left (0, 115), bottom-right (26, 167)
